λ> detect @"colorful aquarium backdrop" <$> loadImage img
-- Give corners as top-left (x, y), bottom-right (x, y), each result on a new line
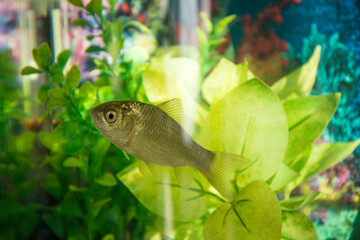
top-left (1, 0), bottom-right (360, 239)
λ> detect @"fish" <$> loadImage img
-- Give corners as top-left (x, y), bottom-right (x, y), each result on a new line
top-left (91, 99), bottom-right (250, 200)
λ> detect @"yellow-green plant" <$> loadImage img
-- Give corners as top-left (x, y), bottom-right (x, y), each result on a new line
top-left (118, 45), bottom-right (360, 239)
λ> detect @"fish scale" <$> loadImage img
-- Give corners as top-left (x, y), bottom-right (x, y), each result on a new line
top-left (131, 102), bottom-right (212, 172)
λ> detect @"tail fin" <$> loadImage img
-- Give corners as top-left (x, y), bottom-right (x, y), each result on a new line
top-left (202, 152), bottom-right (251, 201)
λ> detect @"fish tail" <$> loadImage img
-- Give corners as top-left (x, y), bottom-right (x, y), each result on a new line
top-left (202, 152), bottom-right (251, 201)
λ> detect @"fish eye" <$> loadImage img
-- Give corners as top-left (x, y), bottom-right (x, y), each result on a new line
top-left (105, 111), bottom-right (117, 123)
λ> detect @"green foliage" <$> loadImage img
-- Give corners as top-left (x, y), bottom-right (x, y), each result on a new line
top-left (136, 46), bottom-right (359, 239)
top-left (197, 13), bottom-right (236, 78)
top-left (9, 4), bottom-right (359, 239)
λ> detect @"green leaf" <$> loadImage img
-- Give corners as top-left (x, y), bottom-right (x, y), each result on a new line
top-left (56, 199), bottom-right (83, 218)
top-left (53, 121), bottom-right (77, 142)
top-left (288, 139), bottom-right (360, 189)
top-left (95, 172), bottom-right (117, 187)
top-left (79, 81), bottom-right (96, 110)
top-left (37, 83), bottom-right (52, 103)
top-left (281, 210), bottom-right (317, 240)
top-left (40, 173), bottom-right (61, 199)
top-left (72, 19), bottom-right (92, 28)
top-left (143, 57), bottom-right (200, 103)
top-left (56, 49), bottom-right (71, 67)
top-left (85, 0), bottom-right (102, 16)
top-left (203, 181), bottom-right (281, 240)
top-left (50, 63), bottom-right (65, 84)
top-left (199, 12), bottom-right (213, 33)
top-left (269, 164), bottom-right (300, 192)
top-left (117, 163), bottom-right (210, 222)
top-left (65, 65), bottom-right (81, 90)
top-left (21, 66), bottom-right (41, 75)
top-left (69, 184), bottom-right (87, 192)
top-left (32, 43), bottom-right (52, 69)
top-left (202, 58), bottom-right (253, 105)
top-left (109, 39), bottom-right (123, 60)
top-left (68, 0), bottom-right (84, 7)
top-left (123, 21), bottom-right (152, 35)
top-left (199, 78), bottom-right (288, 185)
top-left (63, 157), bottom-right (84, 167)
top-left (280, 192), bottom-right (320, 210)
top-left (283, 94), bottom-right (340, 167)
top-left (271, 46), bottom-right (321, 100)
top-left (61, 135), bottom-right (84, 154)
top-left (85, 45), bottom-right (105, 53)
top-left (197, 28), bottom-right (209, 59)
top-left (47, 87), bottom-right (68, 108)
top-left (102, 234), bottom-right (115, 240)
top-left (98, 86), bottom-right (114, 102)
top-left (42, 214), bottom-right (63, 238)
top-left (213, 14), bottom-right (236, 38)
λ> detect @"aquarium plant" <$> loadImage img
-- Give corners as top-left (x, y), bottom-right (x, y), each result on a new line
top-left (11, 1), bottom-right (360, 239)
top-left (285, 23), bottom-right (360, 240)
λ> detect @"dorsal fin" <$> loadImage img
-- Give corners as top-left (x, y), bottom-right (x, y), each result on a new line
top-left (157, 98), bottom-right (183, 126)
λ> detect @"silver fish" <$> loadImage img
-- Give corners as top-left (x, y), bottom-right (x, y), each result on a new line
top-left (91, 99), bottom-right (250, 200)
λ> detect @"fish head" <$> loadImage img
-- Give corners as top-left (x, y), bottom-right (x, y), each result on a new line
top-left (91, 101), bottom-right (135, 141)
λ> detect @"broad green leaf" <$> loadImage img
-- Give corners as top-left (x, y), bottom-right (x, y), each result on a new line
top-left (199, 78), bottom-right (288, 185)
top-left (72, 19), bottom-right (92, 28)
top-left (47, 87), bottom-right (68, 108)
top-left (117, 163), bottom-right (210, 222)
top-left (288, 139), bottom-right (360, 189)
top-left (123, 21), bottom-right (152, 35)
top-left (68, 0), bottom-right (84, 7)
top-left (213, 14), bottom-right (236, 38)
top-left (42, 214), bottom-right (63, 239)
top-left (199, 12), bottom-right (213, 33)
top-left (95, 172), bottom-right (117, 187)
top-left (56, 49), bottom-right (71, 67)
top-left (21, 66), bottom-right (41, 75)
top-left (281, 210), bottom-right (317, 240)
top-left (269, 163), bottom-right (300, 192)
top-left (283, 94), bottom-right (340, 167)
top-left (271, 46), bottom-right (321, 100)
top-left (203, 181), bottom-right (281, 240)
top-left (202, 58), bottom-right (254, 105)
top-left (65, 65), bottom-right (81, 90)
top-left (63, 157), bottom-right (84, 167)
top-left (280, 192), bottom-right (320, 210)
top-left (32, 42), bottom-right (52, 69)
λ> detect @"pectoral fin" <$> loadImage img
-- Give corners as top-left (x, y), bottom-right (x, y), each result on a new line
top-left (138, 160), bottom-right (153, 177)
top-left (174, 167), bottom-right (193, 188)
